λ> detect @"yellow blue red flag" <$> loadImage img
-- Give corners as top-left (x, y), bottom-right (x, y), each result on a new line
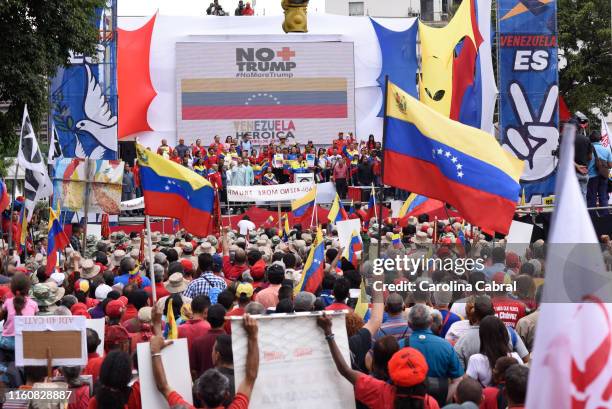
top-left (291, 186), bottom-right (316, 217)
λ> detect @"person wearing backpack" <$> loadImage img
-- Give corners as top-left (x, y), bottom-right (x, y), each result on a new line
top-left (587, 130), bottom-right (612, 214)
top-left (183, 253), bottom-right (227, 303)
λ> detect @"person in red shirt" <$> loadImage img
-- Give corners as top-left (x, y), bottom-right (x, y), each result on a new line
top-left (211, 135), bottom-right (224, 156)
top-left (83, 328), bottom-right (104, 384)
top-left (333, 131), bottom-right (347, 152)
top-left (221, 231), bottom-right (248, 281)
top-left (207, 164), bottom-right (223, 190)
top-left (481, 356), bottom-right (518, 409)
top-left (325, 277), bottom-right (354, 312)
top-left (178, 294), bottom-right (211, 348)
top-left (491, 290), bottom-right (527, 329)
top-left (121, 289), bottom-right (148, 325)
top-left (189, 304), bottom-right (227, 379)
top-left (317, 314), bottom-right (440, 409)
top-left (87, 350), bottom-right (138, 409)
top-left (156, 139), bottom-right (173, 157)
top-left (150, 314), bottom-right (259, 409)
top-left (224, 282), bottom-right (253, 334)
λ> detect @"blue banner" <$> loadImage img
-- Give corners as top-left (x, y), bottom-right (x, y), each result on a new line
top-left (498, 0), bottom-right (559, 199)
top-left (50, 2), bottom-right (118, 160)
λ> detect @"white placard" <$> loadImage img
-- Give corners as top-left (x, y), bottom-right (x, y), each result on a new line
top-left (231, 312), bottom-right (355, 409)
top-left (227, 181), bottom-right (314, 202)
top-left (88, 224), bottom-right (102, 240)
top-left (506, 221), bottom-right (534, 258)
top-left (315, 182), bottom-right (337, 204)
top-left (390, 200), bottom-right (404, 218)
top-left (336, 218), bottom-right (362, 250)
top-left (86, 318), bottom-right (105, 356)
top-left (15, 315), bottom-right (87, 367)
top-left (121, 196), bottom-right (145, 211)
top-left (137, 338), bottom-right (192, 409)
top-left (295, 173), bottom-right (315, 184)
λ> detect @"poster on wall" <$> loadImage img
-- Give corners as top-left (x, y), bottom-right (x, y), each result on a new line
top-left (49, 1), bottom-right (118, 160)
top-left (176, 41), bottom-right (355, 145)
top-left (498, 0), bottom-right (559, 199)
top-left (52, 158), bottom-right (124, 215)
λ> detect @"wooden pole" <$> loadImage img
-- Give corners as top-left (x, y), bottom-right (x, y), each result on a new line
top-left (145, 215), bottom-right (157, 302)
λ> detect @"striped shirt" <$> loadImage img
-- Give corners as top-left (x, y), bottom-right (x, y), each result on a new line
top-left (373, 314), bottom-right (411, 341)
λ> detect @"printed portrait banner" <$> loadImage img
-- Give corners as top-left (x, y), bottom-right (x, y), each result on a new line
top-left (15, 315), bottom-right (87, 367)
top-left (226, 181), bottom-right (314, 202)
top-left (52, 158), bottom-right (124, 215)
top-left (498, 0), bottom-right (559, 199)
top-left (231, 313), bottom-right (355, 409)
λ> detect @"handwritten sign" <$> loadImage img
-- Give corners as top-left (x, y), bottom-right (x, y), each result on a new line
top-left (231, 312), bottom-right (356, 409)
top-left (15, 315), bottom-right (87, 366)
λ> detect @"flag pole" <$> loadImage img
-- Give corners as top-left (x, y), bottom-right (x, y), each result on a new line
top-left (145, 214), bottom-right (157, 302)
top-left (277, 203), bottom-right (282, 232)
top-left (81, 159), bottom-right (92, 252)
top-left (378, 76), bottom-right (389, 259)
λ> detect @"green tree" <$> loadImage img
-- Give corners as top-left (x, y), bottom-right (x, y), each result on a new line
top-left (0, 0), bottom-right (105, 176)
top-left (558, 0), bottom-right (612, 118)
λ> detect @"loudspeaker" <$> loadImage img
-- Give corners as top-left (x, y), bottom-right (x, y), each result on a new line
top-left (119, 141), bottom-right (137, 166)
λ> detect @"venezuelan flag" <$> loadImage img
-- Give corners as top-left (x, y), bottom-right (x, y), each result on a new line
top-left (294, 228), bottom-right (325, 294)
top-left (354, 279), bottom-right (369, 319)
top-left (392, 232), bottom-right (402, 246)
top-left (348, 199), bottom-right (355, 215)
top-left (46, 206), bottom-right (70, 275)
top-left (398, 193), bottom-right (429, 218)
top-left (365, 186), bottom-right (376, 225)
top-left (383, 82), bottom-right (523, 234)
top-left (19, 206), bottom-right (28, 249)
top-left (343, 230), bottom-right (362, 268)
top-left (291, 186), bottom-right (316, 217)
top-left (164, 298), bottom-right (178, 340)
top-left (328, 193), bottom-right (348, 224)
top-left (279, 213), bottom-right (291, 242)
top-left (0, 180), bottom-right (9, 212)
top-left (137, 144), bottom-right (214, 237)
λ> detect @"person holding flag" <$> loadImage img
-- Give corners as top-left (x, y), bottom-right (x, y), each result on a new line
top-left (294, 227), bottom-right (325, 294)
top-left (45, 206), bottom-right (70, 276)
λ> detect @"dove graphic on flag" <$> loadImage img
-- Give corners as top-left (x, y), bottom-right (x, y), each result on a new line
top-left (74, 64), bottom-right (118, 159)
top-left (18, 105), bottom-right (53, 221)
top-left (526, 124), bottom-right (612, 409)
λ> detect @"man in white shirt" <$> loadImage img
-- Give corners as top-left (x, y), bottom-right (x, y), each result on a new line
top-left (237, 216), bottom-right (256, 237)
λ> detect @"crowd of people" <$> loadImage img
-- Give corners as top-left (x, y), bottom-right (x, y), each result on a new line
top-left (2, 127), bottom-right (612, 408)
top-left (205, 1), bottom-right (255, 16)
top-left (0, 192), bottom-right (566, 409)
top-left (146, 133), bottom-right (382, 202)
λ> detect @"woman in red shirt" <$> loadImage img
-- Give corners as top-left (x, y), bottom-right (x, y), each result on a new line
top-left (317, 314), bottom-right (440, 409)
top-left (87, 351), bottom-right (137, 409)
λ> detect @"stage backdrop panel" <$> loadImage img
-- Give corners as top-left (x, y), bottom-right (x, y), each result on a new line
top-left (175, 42), bottom-right (355, 145)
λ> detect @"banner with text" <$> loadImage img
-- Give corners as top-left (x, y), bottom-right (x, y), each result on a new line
top-left (227, 181), bottom-right (314, 202)
top-left (176, 42), bottom-right (355, 145)
top-left (498, 0), bottom-right (559, 199)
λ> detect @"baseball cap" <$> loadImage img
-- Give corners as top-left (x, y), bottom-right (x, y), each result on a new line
top-left (388, 348), bottom-right (428, 387)
top-left (105, 299), bottom-right (126, 319)
top-left (94, 284), bottom-right (113, 301)
top-left (236, 282), bottom-right (254, 298)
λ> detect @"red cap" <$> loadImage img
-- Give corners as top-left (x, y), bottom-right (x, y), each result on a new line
top-left (105, 299), bottom-right (125, 319)
top-left (104, 325), bottom-right (130, 352)
top-left (505, 252), bottom-right (520, 268)
top-left (70, 303), bottom-right (91, 319)
top-left (388, 347), bottom-right (428, 387)
top-left (180, 258), bottom-right (193, 273)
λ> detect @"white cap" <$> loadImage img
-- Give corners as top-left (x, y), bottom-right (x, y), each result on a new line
top-left (94, 284), bottom-right (113, 301)
top-left (49, 272), bottom-right (65, 287)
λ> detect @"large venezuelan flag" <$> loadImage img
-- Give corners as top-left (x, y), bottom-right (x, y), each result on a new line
top-left (137, 144), bottom-right (214, 237)
top-left (383, 82), bottom-right (523, 234)
top-left (294, 228), bottom-right (326, 295)
top-left (46, 206), bottom-right (70, 275)
top-left (181, 78), bottom-right (348, 120)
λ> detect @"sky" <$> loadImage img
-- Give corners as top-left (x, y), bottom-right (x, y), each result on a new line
top-left (118, 0), bottom-right (327, 17)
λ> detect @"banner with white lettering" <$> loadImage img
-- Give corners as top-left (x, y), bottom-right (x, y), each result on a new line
top-left (227, 181), bottom-right (314, 202)
top-left (498, 0), bottom-right (559, 199)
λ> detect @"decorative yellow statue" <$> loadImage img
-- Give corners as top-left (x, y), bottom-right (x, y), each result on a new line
top-left (282, 0), bottom-right (309, 33)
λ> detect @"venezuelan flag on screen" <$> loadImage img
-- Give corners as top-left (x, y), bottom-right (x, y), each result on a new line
top-left (181, 78), bottom-right (348, 120)
top-left (383, 82), bottom-right (523, 234)
top-left (294, 228), bottom-right (325, 294)
top-left (46, 206), bottom-right (69, 275)
top-left (137, 144), bottom-right (214, 237)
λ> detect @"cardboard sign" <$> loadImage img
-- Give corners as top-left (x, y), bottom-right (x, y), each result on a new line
top-left (15, 315), bottom-right (87, 366)
top-left (231, 312), bottom-right (355, 409)
top-left (137, 338), bottom-right (193, 409)
top-left (86, 318), bottom-right (105, 356)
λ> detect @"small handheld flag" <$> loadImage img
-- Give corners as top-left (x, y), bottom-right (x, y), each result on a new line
top-left (343, 230), bottom-right (363, 268)
top-left (0, 180), bottom-right (9, 212)
top-left (164, 298), bottom-right (178, 340)
top-left (294, 227), bottom-right (326, 294)
top-left (46, 206), bottom-right (70, 275)
top-left (328, 193), bottom-right (348, 224)
top-left (291, 186), bottom-right (316, 217)
top-left (354, 279), bottom-right (369, 319)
